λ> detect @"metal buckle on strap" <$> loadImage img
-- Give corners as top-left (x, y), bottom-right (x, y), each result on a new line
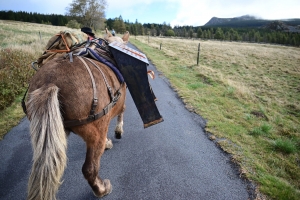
top-left (107, 87), bottom-right (114, 100)
top-left (103, 106), bottom-right (109, 115)
top-left (31, 61), bottom-right (39, 71)
top-left (87, 115), bottom-right (95, 122)
top-left (113, 93), bottom-right (121, 105)
top-left (68, 52), bottom-right (73, 62)
top-left (90, 98), bottom-right (98, 115)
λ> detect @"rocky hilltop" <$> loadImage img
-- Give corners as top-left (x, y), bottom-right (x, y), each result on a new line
top-left (263, 20), bottom-right (300, 32)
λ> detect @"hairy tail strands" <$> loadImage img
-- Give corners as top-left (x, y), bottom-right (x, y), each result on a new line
top-left (26, 85), bottom-right (67, 200)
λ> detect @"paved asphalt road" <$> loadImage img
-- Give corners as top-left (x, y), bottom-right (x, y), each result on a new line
top-left (0, 43), bottom-right (254, 200)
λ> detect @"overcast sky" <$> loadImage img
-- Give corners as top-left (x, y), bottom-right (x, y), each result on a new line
top-left (0, 0), bottom-right (299, 26)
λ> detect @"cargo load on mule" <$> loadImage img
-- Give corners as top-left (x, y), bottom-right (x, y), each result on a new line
top-left (109, 41), bottom-right (163, 127)
top-left (33, 30), bottom-right (87, 67)
top-left (28, 29), bottom-right (163, 128)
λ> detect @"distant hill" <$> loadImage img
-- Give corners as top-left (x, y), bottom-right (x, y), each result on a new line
top-left (204, 15), bottom-right (300, 32)
top-left (205, 15), bottom-right (257, 26)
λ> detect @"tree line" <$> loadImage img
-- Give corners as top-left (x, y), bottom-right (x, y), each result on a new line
top-left (194, 27), bottom-right (300, 46)
top-left (106, 17), bottom-right (300, 47)
top-left (0, 10), bottom-right (68, 26)
top-left (1, 9), bottom-right (299, 47)
top-left (106, 16), bottom-right (173, 37)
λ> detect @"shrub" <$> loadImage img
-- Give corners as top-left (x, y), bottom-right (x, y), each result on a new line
top-left (0, 48), bottom-right (35, 110)
top-left (66, 20), bottom-right (81, 29)
top-left (165, 29), bottom-right (175, 37)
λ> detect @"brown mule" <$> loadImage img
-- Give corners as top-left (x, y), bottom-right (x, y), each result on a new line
top-left (25, 31), bottom-right (129, 200)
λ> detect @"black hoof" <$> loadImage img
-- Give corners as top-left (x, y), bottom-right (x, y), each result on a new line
top-left (115, 132), bottom-right (122, 139)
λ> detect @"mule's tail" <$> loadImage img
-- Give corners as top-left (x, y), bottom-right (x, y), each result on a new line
top-left (26, 85), bottom-right (67, 200)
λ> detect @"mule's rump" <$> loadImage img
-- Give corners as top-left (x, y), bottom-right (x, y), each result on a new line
top-left (28, 56), bottom-right (124, 124)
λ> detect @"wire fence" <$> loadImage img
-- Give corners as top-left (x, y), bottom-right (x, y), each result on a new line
top-left (134, 35), bottom-right (202, 66)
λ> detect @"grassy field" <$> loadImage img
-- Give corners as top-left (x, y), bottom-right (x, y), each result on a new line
top-left (0, 20), bottom-right (106, 139)
top-left (130, 36), bottom-right (300, 200)
top-left (0, 20), bottom-right (299, 199)
top-left (0, 20), bottom-right (80, 139)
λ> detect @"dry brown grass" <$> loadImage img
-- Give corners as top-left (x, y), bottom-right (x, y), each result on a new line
top-left (131, 36), bottom-right (300, 199)
top-left (0, 20), bottom-right (84, 54)
top-left (136, 36), bottom-right (300, 109)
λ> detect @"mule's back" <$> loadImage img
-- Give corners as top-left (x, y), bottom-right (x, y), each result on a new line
top-left (28, 56), bottom-right (122, 122)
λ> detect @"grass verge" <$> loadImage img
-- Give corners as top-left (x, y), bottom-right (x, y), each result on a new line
top-left (130, 37), bottom-right (300, 200)
top-left (0, 93), bottom-right (26, 139)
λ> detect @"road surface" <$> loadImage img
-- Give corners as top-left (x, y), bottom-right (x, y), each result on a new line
top-left (0, 43), bottom-right (254, 200)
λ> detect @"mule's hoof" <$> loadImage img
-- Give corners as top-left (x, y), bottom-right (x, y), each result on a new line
top-left (92, 179), bottom-right (112, 198)
top-left (115, 132), bottom-right (122, 139)
top-left (105, 139), bottom-right (113, 150)
top-left (102, 179), bottom-right (112, 197)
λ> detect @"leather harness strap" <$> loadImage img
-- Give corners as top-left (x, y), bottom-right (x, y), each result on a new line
top-left (84, 57), bottom-right (115, 101)
top-left (77, 56), bottom-right (98, 115)
top-left (63, 88), bottom-right (121, 128)
top-left (46, 33), bottom-right (71, 53)
top-left (64, 56), bottom-right (123, 128)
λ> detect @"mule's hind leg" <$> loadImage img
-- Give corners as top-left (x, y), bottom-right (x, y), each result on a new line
top-left (77, 124), bottom-right (112, 198)
top-left (105, 138), bottom-right (113, 150)
top-left (115, 104), bottom-right (126, 139)
top-left (106, 104), bottom-right (125, 149)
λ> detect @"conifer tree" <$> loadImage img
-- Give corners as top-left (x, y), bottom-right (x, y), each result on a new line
top-left (197, 27), bottom-right (203, 38)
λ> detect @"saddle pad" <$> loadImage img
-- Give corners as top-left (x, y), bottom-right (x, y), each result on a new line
top-left (76, 47), bottom-right (124, 83)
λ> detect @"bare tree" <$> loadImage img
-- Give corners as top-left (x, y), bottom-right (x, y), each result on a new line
top-left (66, 0), bottom-right (107, 30)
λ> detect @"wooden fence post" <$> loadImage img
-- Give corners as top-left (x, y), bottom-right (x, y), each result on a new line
top-left (160, 43), bottom-right (162, 50)
top-left (39, 31), bottom-right (42, 41)
top-left (197, 43), bottom-right (200, 66)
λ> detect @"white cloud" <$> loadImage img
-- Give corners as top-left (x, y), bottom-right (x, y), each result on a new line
top-left (170, 0), bottom-right (300, 26)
